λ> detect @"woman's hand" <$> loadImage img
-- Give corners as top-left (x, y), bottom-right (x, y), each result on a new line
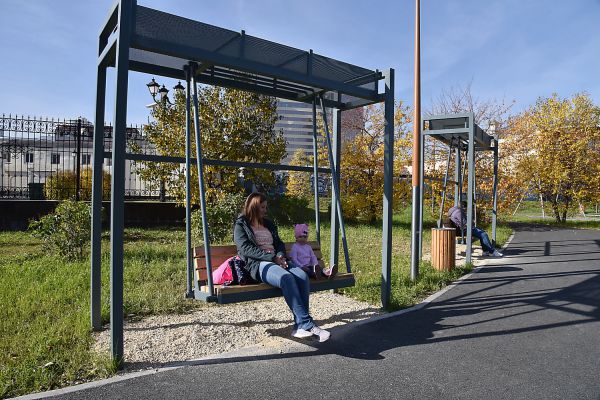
top-left (273, 255), bottom-right (288, 269)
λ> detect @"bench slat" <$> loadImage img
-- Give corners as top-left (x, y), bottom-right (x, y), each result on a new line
top-left (193, 241), bottom-right (321, 258)
top-left (200, 273), bottom-right (355, 295)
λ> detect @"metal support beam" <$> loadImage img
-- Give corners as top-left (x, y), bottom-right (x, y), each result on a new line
top-left (329, 100), bottom-right (340, 268)
top-left (492, 141), bottom-right (499, 244)
top-left (312, 98), bottom-right (321, 245)
top-left (381, 68), bottom-right (394, 308)
top-left (438, 141), bottom-right (453, 228)
top-left (109, 0), bottom-right (134, 364)
top-left (184, 65), bottom-right (193, 299)
top-left (190, 62), bottom-right (215, 296)
top-left (320, 96), bottom-right (351, 273)
top-left (454, 146), bottom-right (461, 207)
top-left (90, 64), bottom-right (106, 332)
top-left (466, 115), bottom-right (475, 264)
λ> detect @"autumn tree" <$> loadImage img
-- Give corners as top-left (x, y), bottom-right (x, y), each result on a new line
top-left (286, 148), bottom-right (326, 202)
top-left (338, 102), bottom-right (412, 223)
top-left (135, 86), bottom-right (286, 204)
top-left (504, 93), bottom-right (600, 222)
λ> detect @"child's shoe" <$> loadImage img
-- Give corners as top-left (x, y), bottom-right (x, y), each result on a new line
top-left (323, 264), bottom-right (338, 279)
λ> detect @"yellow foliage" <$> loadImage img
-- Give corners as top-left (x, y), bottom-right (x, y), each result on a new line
top-left (503, 93), bottom-right (600, 221)
top-left (135, 87), bottom-right (287, 205)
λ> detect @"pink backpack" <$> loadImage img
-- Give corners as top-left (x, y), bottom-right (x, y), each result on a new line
top-left (212, 256), bottom-right (235, 285)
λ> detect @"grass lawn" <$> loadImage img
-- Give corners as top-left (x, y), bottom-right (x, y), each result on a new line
top-left (1, 209), bottom-right (512, 397)
top-left (508, 200), bottom-right (600, 229)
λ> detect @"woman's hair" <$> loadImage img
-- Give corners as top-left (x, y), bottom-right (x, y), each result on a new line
top-left (243, 192), bottom-right (267, 226)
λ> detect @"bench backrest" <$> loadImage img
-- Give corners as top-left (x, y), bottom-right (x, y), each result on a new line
top-left (193, 242), bottom-right (325, 283)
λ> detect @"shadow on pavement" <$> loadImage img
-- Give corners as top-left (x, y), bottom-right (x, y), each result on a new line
top-left (124, 266), bottom-right (600, 370)
top-left (120, 227), bottom-right (600, 373)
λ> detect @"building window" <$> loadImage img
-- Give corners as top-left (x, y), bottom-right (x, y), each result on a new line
top-left (26, 153), bottom-right (34, 163)
top-left (51, 153), bottom-right (60, 164)
top-left (1, 152), bottom-right (10, 163)
top-left (82, 154), bottom-right (91, 165)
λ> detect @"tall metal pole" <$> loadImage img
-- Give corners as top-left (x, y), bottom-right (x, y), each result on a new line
top-left (410, 0), bottom-right (421, 281)
top-left (418, 126), bottom-right (424, 260)
top-left (184, 65), bottom-right (193, 298)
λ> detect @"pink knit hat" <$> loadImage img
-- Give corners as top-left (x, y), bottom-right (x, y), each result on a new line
top-left (294, 223), bottom-right (309, 238)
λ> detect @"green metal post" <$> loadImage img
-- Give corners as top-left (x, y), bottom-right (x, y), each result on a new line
top-left (492, 141), bottom-right (499, 244)
top-left (184, 65), bottom-right (193, 298)
top-left (109, 0), bottom-right (134, 364)
top-left (466, 115), bottom-right (475, 264)
top-left (190, 63), bottom-right (214, 294)
top-left (329, 99), bottom-right (340, 268)
top-left (312, 98), bottom-right (321, 245)
top-left (320, 96), bottom-right (351, 273)
top-left (90, 65), bottom-right (106, 331)
top-left (381, 68), bottom-right (394, 308)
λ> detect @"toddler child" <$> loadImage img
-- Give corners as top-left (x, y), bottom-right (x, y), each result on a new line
top-left (289, 223), bottom-right (337, 279)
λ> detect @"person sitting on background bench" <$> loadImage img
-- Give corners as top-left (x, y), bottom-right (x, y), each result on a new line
top-left (233, 192), bottom-right (331, 342)
top-left (448, 201), bottom-right (503, 257)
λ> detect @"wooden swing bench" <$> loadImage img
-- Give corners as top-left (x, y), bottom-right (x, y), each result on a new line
top-left (193, 241), bottom-right (355, 304)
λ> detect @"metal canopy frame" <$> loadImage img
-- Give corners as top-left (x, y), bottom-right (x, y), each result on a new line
top-left (91, 0), bottom-right (395, 363)
top-left (419, 113), bottom-right (499, 265)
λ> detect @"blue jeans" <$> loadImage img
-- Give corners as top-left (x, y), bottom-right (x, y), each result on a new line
top-left (472, 227), bottom-right (494, 253)
top-left (259, 261), bottom-right (315, 331)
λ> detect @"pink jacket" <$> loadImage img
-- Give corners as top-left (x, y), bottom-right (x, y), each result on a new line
top-left (289, 242), bottom-right (318, 268)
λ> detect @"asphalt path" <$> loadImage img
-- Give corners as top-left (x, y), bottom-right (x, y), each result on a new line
top-left (22, 225), bottom-right (600, 400)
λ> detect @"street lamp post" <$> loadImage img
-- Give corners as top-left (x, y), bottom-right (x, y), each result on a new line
top-left (145, 78), bottom-right (186, 201)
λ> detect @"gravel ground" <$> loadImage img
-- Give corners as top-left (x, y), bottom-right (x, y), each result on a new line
top-left (93, 292), bottom-right (382, 370)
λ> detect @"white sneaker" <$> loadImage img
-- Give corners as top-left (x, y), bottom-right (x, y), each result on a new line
top-left (310, 326), bottom-right (331, 342)
top-left (491, 250), bottom-right (503, 257)
top-left (292, 328), bottom-right (313, 339)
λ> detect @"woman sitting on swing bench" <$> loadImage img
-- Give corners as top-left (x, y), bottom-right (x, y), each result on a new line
top-left (233, 192), bottom-right (331, 342)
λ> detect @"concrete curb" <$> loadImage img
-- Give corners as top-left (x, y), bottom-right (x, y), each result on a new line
top-left (14, 232), bottom-right (516, 400)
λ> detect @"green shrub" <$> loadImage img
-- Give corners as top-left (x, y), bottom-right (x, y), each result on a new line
top-left (192, 192), bottom-right (245, 244)
top-left (29, 200), bottom-right (91, 260)
top-left (268, 194), bottom-right (313, 225)
top-left (45, 168), bottom-right (111, 200)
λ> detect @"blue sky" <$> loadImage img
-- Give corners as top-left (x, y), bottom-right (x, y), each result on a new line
top-left (1, 0), bottom-right (599, 125)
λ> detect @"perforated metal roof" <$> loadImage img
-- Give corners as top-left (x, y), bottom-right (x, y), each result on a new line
top-left (424, 114), bottom-right (493, 148)
top-left (100, 4), bottom-right (384, 109)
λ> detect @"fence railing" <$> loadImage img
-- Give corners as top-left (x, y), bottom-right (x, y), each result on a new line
top-left (0, 114), bottom-right (168, 200)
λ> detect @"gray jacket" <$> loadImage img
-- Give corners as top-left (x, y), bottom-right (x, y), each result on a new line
top-left (233, 215), bottom-right (286, 282)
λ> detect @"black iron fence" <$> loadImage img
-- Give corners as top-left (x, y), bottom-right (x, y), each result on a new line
top-left (0, 114), bottom-right (166, 200)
